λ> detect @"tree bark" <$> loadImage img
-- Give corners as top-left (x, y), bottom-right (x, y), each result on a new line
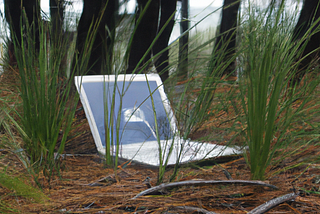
top-left (178, 0), bottom-right (189, 81)
top-left (50, 0), bottom-right (67, 76)
top-left (292, 0), bottom-right (320, 84)
top-left (50, 0), bottom-right (65, 47)
top-left (74, 0), bottom-right (116, 75)
top-left (153, 0), bottom-right (177, 83)
top-left (4, 0), bottom-right (41, 66)
top-left (127, 0), bottom-right (160, 74)
top-left (210, 0), bottom-right (240, 77)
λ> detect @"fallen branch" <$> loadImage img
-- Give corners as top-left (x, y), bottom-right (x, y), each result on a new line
top-left (248, 192), bottom-right (300, 214)
top-left (172, 206), bottom-right (218, 214)
top-left (132, 180), bottom-right (278, 199)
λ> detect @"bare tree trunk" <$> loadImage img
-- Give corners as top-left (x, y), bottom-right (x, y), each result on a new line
top-left (153, 0), bottom-right (177, 83)
top-left (210, 0), bottom-right (240, 77)
top-left (292, 0), bottom-right (320, 84)
top-left (50, 0), bottom-right (65, 44)
top-left (178, 0), bottom-right (189, 81)
top-left (73, 0), bottom-right (116, 75)
top-left (127, 0), bottom-right (160, 74)
top-left (4, 0), bottom-right (41, 67)
top-left (50, 0), bottom-right (66, 76)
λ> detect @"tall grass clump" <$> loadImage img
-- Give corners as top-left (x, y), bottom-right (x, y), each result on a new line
top-left (9, 17), bottom-right (79, 185)
top-left (162, 7), bottom-right (245, 181)
top-left (237, 1), bottom-right (320, 180)
top-left (102, 9), bottom-right (141, 168)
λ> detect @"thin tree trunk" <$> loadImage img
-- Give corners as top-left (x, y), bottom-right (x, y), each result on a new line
top-left (210, 0), bottom-right (240, 77)
top-left (4, 0), bottom-right (41, 67)
top-left (50, 0), bottom-right (66, 76)
top-left (292, 0), bottom-right (320, 84)
top-left (73, 0), bottom-right (116, 75)
top-left (178, 0), bottom-right (189, 80)
top-left (127, 0), bottom-right (160, 73)
top-left (50, 0), bottom-right (65, 45)
top-left (153, 0), bottom-right (177, 83)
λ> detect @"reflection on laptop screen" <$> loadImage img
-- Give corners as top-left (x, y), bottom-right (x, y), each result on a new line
top-left (82, 80), bottom-right (173, 146)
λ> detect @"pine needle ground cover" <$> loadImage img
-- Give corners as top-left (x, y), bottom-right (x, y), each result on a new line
top-left (1, 83), bottom-right (320, 213)
top-left (1, 151), bottom-right (320, 213)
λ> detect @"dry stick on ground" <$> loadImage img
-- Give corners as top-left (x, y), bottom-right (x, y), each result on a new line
top-left (131, 180), bottom-right (278, 199)
top-left (171, 206), bottom-right (218, 214)
top-left (248, 192), bottom-right (300, 214)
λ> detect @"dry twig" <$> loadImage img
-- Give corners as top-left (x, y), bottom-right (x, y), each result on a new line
top-left (248, 192), bottom-right (300, 214)
top-left (132, 179), bottom-right (278, 199)
top-left (171, 206), bottom-right (218, 214)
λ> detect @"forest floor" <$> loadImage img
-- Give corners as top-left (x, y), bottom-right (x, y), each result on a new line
top-left (1, 147), bottom-right (320, 213)
top-left (1, 78), bottom-right (320, 213)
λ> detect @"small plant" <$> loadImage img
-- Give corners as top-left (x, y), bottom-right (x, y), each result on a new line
top-left (0, 170), bottom-right (48, 204)
top-left (8, 17), bottom-right (79, 185)
top-left (237, 1), bottom-right (320, 180)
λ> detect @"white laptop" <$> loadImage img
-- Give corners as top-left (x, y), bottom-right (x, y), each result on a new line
top-left (75, 74), bottom-right (240, 166)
